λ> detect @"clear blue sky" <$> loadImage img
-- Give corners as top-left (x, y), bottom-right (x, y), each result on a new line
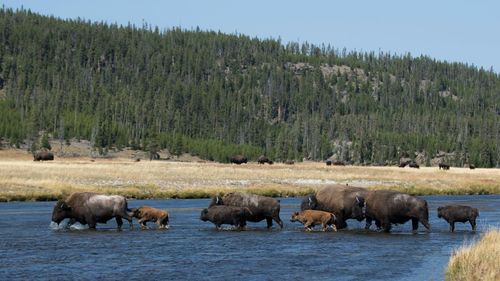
top-left (3, 0), bottom-right (499, 72)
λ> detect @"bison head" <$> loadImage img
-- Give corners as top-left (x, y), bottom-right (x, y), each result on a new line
top-left (437, 207), bottom-right (443, 218)
top-left (300, 195), bottom-right (318, 211)
top-left (52, 200), bottom-right (71, 224)
top-left (351, 196), bottom-right (366, 221)
top-left (290, 211), bottom-right (300, 222)
top-left (200, 208), bottom-right (209, 221)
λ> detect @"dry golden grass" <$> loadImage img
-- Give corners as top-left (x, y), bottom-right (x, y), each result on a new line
top-left (0, 150), bottom-right (499, 201)
top-left (446, 229), bottom-right (500, 281)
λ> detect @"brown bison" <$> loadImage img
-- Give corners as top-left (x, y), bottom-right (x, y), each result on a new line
top-left (51, 192), bottom-right (133, 230)
top-left (33, 151), bottom-right (54, 161)
top-left (301, 185), bottom-right (368, 229)
top-left (332, 160), bottom-right (345, 166)
top-left (131, 206), bottom-right (169, 229)
top-left (290, 210), bottom-right (337, 231)
top-left (200, 205), bottom-right (251, 230)
top-left (409, 162), bottom-right (420, 169)
top-left (210, 192), bottom-right (283, 229)
top-left (364, 190), bottom-right (430, 233)
top-left (439, 163), bottom-right (450, 170)
top-left (284, 160), bottom-right (295, 165)
top-left (257, 155), bottom-right (272, 164)
top-left (325, 160), bottom-right (332, 166)
top-left (469, 164), bottom-right (475, 170)
top-left (437, 205), bottom-right (479, 232)
top-left (230, 155), bottom-right (247, 165)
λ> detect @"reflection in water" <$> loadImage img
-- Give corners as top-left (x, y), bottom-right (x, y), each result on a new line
top-left (0, 195), bottom-right (498, 281)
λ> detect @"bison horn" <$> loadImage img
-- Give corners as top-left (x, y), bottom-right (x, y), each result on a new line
top-left (215, 197), bottom-right (219, 204)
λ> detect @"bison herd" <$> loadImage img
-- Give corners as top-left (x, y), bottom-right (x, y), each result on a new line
top-left (51, 188), bottom-right (479, 233)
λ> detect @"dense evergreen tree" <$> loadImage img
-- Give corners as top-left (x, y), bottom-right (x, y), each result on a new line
top-left (0, 8), bottom-right (499, 166)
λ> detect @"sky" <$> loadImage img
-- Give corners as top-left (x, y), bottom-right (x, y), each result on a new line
top-left (3, 0), bottom-right (500, 72)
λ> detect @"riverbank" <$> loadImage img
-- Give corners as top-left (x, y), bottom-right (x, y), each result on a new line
top-left (446, 229), bottom-right (500, 281)
top-left (1, 150), bottom-right (499, 201)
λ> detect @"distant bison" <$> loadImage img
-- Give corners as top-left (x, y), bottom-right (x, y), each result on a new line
top-left (364, 190), bottom-right (430, 233)
top-left (332, 161), bottom-right (345, 166)
top-left (131, 206), bottom-right (169, 229)
top-left (409, 162), bottom-right (420, 169)
top-left (290, 210), bottom-right (337, 232)
top-left (398, 162), bottom-right (408, 168)
top-left (257, 155), bottom-right (272, 165)
top-left (51, 192), bottom-right (133, 230)
top-left (33, 151), bottom-right (54, 161)
top-left (439, 163), bottom-right (450, 170)
top-left (437, 205), bottom-right (479, 232)
top-left (200, 205), bottom-right (251, 230)
top-left (230, 155), bottom-right (247, 165)
top-left (301, 185), bottom-right (368, 229)
top-left (210, 192), bottom-right (283, 229)
top-left (469, 164), bottom-right (475, 170)
top-left (284, 160), bottom-right (295, 165)
top-left (325, 160), bottom-right (332, 166)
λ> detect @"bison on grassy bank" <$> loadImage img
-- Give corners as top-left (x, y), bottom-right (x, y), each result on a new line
top-left (51, 192), bottom-right (133, 230)
top-left (290, 210), bottom-right (337, 231)
top-left (210, 192), bottom-right (283, 229)
top-left (33, 151), bottom-right (54, 161)
top-left (257, 155), bottom-right (273, 165)
top-left (230, 155), bottom-right (247, 165)
top-left (437, 205), bottom-right (479, 232)
top-left (131, 206), bottom-right (169, 229)
top-left (200, 205), bottom-right (251, 230)
top-left (301, 185), bottom-right (368, 230)
top-left (439, 163), bottom-right (450, 170)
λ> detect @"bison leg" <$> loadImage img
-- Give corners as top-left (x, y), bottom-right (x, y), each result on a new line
top-left (381, 220), bottom-right (391, 233)
top-left (266, 217), bottom-right (273, 229)
top-left (88, 220), bottom-right (97, 230)
top-left (138, 218), bottom-right (148, 230)
top-left (411, 218), bottom-right (419, 233)
top-left (450, 222), bottom-right (455, 232)
top-left (273, 216), bottom-right (284, 229)
top-left (116, 217), bottom-right (124, 230)
top-left (365, 217), bottom-right (373, 230)
top-left (470, 219), bottom-right (476, 232)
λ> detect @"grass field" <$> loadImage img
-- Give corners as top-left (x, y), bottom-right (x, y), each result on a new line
top-left (446, 229), bottom-right (500, 281)
top-left (1, 150), bottom-right (499, 201)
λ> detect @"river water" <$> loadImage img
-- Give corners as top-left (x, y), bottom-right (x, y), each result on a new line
top-left (0, 195), bottom-right (498, 280)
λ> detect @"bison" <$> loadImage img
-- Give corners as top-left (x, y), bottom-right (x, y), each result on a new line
top-left (325, 160), bottom-right (332, 166)
top-left (290, 210), bottom-right (337, 231)
top-left (33, 151), bottom-right (54, 161)
top-left (469, 164), bottom-right (476, 170)
top-left (210, 192), bottom-right (283, 229)
top-left (257, 155), bottom-right (272, 164)
top-left (200, 205), bottom-right (251, 230)
top-left (437, 205), bottom-right (479, 232)
top-left (284, 160), bottom-right (295, 165)
top-left (51, 192), bottom-right (133, 230)
top-left (301, 185), bottom-right (368, 229)
top-left (332, 160), bottom-right (345, 166)
top-left (409, 162), bottom-right (420, 169)
top-left (230, 155), bottom-right (247, 165)
top-left (364, 190), bottom-right (430, 233)
top-left (131, 206), bottom-right (169, 230)
top-left (439, 163), bottom-right (450, 170)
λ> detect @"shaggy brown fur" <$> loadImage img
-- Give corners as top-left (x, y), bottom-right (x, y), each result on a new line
top-left (290, 210), bottom-right (337, 231)
top-left (131, 206), bottom-right (169, 229)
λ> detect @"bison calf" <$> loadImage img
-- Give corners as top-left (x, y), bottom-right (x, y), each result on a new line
top-left (200, 206), bottom-right (251, 230)
top-left (290, 210), bottom-right (337, 232)
top-left (437, 205), bottom-right (479, 232)
top-left (131, 206), bottom-right (169, 229)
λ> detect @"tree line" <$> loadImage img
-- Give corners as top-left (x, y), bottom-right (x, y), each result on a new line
top-left (0, 8), bottom-right (499, 166)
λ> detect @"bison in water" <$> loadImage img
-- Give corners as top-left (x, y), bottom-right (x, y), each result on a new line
top-left (131, 206), bottom-right (169, 229)
top-left (301, 185), bottom-right (368, 229)
top-left (437, 205), bottom-right (479, 232)
top-left (290, 210), bottom-right (337, 232)
top-left (230, 155), bottom-right (247, 165)
top-left (51, 192), bottom-right (133, 230)
top-left (200, 205), bottom-right (251, 230)
top-left (364, 190), bottom-right (430, 233)
top-left (33, 151), bottom-right (54, 161)
top-left (210, 192), bottom-right (283, 229)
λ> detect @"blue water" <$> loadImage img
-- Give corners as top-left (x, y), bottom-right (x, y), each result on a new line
top-left (0, 195), bottom-right (498, 280)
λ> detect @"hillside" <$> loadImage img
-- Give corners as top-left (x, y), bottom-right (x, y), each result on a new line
top-left (0, 8), bottom-right (499, 166)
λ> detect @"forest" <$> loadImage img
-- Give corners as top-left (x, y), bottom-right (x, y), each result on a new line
top-left (0, 8), bottom-right (499, 166)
